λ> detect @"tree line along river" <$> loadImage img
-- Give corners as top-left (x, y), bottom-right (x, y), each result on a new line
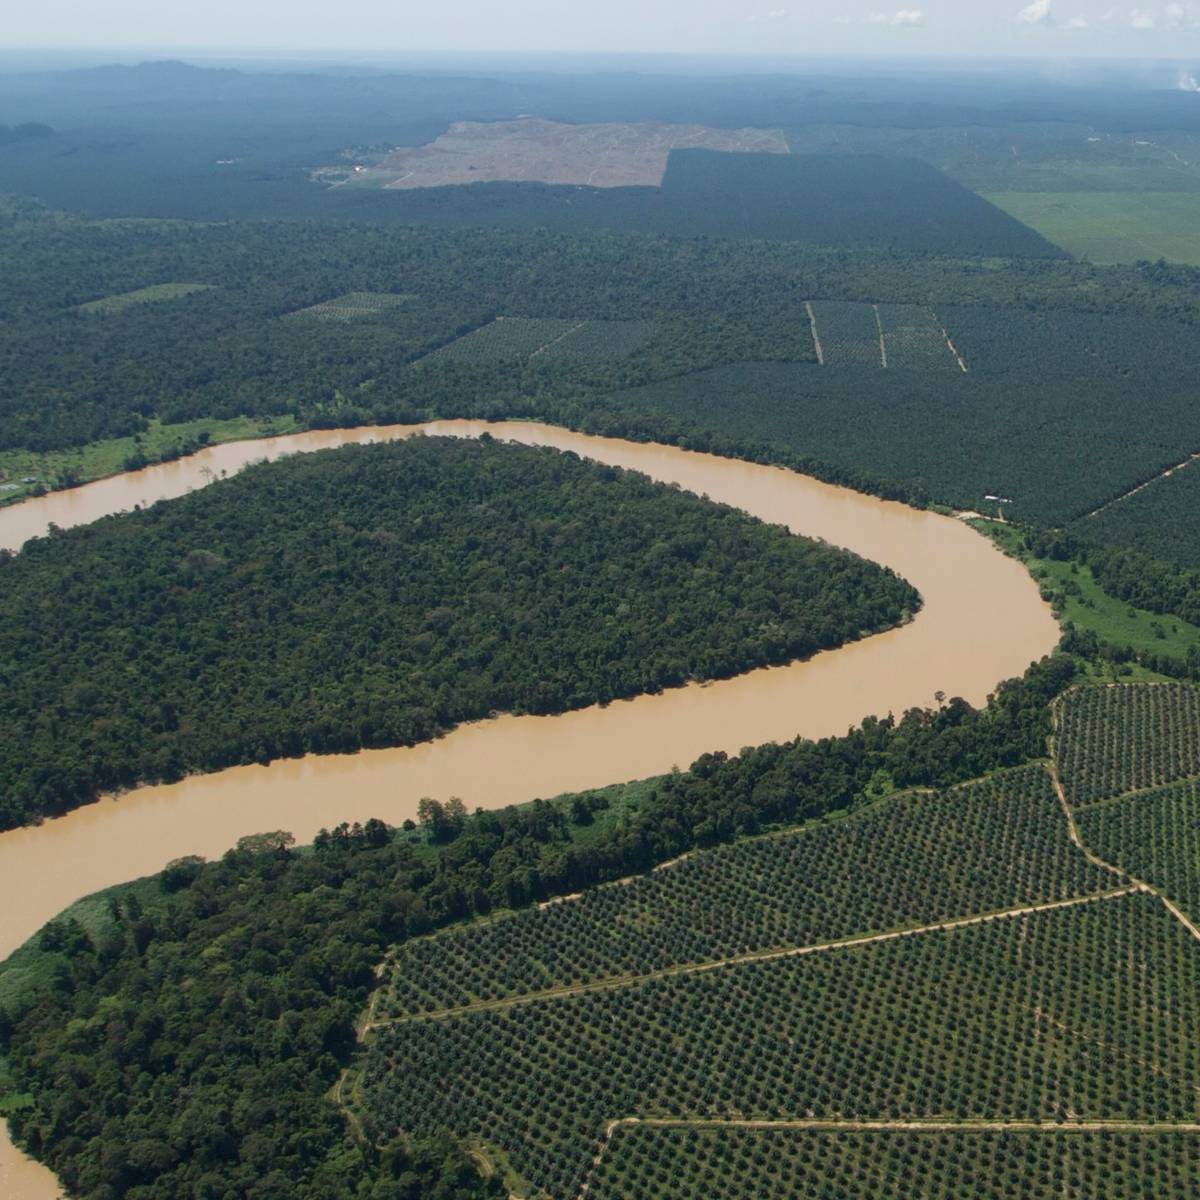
top-left (0, 421), bottom-right (1059, 1197)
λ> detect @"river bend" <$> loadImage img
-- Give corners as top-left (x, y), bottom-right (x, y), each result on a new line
top-left (0, 421), bottom-right (1058, 1197)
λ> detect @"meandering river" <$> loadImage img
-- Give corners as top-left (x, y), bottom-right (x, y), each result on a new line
top-left (0, 421), bottom-right (1058, 1197)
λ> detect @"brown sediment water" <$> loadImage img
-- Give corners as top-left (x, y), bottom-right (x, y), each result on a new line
top-left (0, 420), bottom-right (1057, 1198)
top-left (0, 1126), bottom-right (63, 1200)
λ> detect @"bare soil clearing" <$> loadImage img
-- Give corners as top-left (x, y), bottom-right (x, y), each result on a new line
top-left (351, 119), bottom-right (787, 189)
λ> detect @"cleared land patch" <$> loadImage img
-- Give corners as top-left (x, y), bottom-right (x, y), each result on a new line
top-left (380, 766), bottom-right (1107, 1019)
top-left (1055, 682), bottom-right (1200, 809)
top-left (807, 300), bottom-right (881, 367)
top-left (421, 316), bottom-right (656, 363)
top-left (804, 301), bottom-right (961, 370)
top-left (588, 1124), bottom-right (1200, 1200)
top-left (282, 291), bottom-right (415, 322)
top-left (334, 118), bottom-right (788, 189)
top-left (75, 282), bottom-right (213, 314)
top-left (361, 892), bottom-right (1200, 1199)
top-left (877, 302), bottom-right (964, 371)
top-left (984, 192), bottom-right (1200, 266)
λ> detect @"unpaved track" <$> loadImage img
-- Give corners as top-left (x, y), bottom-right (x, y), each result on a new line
top-left (804, 300), bottom-right (825, 365)
top-left (574, 1115), bottom-right (1200, 1199)
top-left (368, 887), bottom-right (1138, 1028)
top-left (1048, 700), bottom-right (1200, 945)
top-left (609, 1115), bottom-right (1200, 1133)
top-left (873, 303), bottom-right (888, 368)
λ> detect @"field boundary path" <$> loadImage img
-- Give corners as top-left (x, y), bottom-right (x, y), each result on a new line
top-left (804, 300), bottom-right (825, 365)
top-left (1047, 698), bottom-right (1200, 946)
top-left (528, 320), bottom-right (587, 359)
top-left (575, 1115), bottom-right (1200, 1199)
top-left (1083, 450), bottom-right (1200, 519)
top-left (365, 886), bottom-right (1137, 1029)
top-left (939, 321), bottom-right (969, 373)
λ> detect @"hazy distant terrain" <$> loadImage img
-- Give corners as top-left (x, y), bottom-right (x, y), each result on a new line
top-left (330, 118), bottom-right (787, 189)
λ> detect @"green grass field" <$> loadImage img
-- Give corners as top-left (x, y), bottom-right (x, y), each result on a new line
top-left (984, 192), bottom-right (1200, 265)
top-left (0, 414), bottom-right (302, 504)
top-left (76, 282), bottom-right (215, 314)
top-left (976, 520), bottom-right (1200, 680)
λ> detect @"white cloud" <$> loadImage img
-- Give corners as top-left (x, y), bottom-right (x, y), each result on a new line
top-left (1165, 2), bottom-right (1188, 27)
top-left (1064, 13), bottom-right (1089, 25)
top-left (1130, 7), bottom-right (1157, 28)
top-left (861, 8), bottom-right (924, 25)
top-left (1017, 0), bottom-right (1054, 24)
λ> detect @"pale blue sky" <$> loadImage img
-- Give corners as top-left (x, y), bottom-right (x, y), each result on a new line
top-left (5, 0), bottom-right (1200, 58)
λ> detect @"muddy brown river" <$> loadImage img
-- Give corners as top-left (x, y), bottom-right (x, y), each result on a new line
top-left (0, 421), bottom-right (1058, 1196)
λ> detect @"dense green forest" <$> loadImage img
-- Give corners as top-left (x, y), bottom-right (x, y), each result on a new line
top-left (3, 200), bottom-right (1200, 460)
top-left (0, 436), bottom-right (916, 829)
top-left (0, 655), bottom-right (1073, 1198)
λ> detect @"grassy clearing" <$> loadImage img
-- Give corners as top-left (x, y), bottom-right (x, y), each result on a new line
top-left (283, 292), bottom-right (416, 322)
top-left (983, 192), bottom-right (1200, 265)
top-left (76, 282), bottom-right (215, 314)
top-left (0, 873), bottom-right (168, 1022)
top-left (0, 1056), bottom-right (31, 1117)
top-left (976, 519), bottom-right (1200, 680)
top-left (0, 414), bottom-right (302, 504)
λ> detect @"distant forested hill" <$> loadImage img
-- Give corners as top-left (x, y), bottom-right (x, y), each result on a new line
top-left (0, 436), bottom-right (917, 828)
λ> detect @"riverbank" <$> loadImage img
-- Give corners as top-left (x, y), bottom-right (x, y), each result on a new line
top-left (0, 420), bottom-right (1058, 1198)
top-left (0, 419), bottom-right (1058, 964)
